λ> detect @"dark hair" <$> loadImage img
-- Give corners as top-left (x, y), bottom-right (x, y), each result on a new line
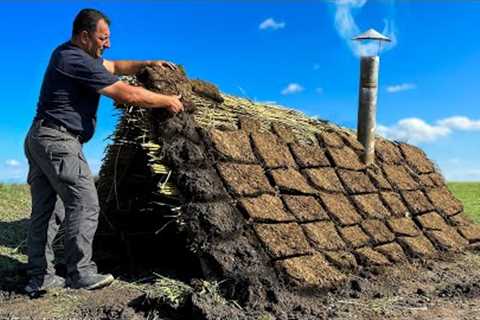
top-left (72, 8), bottom-right (110, 36)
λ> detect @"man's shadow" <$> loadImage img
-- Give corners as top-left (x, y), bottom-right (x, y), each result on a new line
top-left (0, 218), bottom-right (29, 292)
top-left (0, 218), bottom-right (29, 253)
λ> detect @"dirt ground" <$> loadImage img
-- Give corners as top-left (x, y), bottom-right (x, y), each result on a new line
top-left (1, 249), bottom-right (480, 319)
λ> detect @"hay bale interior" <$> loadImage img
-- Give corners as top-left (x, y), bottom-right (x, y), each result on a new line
top-left (96, 66), bottom-right (480, 315)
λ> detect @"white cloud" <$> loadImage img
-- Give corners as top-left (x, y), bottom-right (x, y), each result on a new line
top-left (259, 18), bottom-right (286, 31)
top-left (377, 118), bottom-right (451, 144)
top-left (5, 159), bottom-right (21, 167)
top-left (281, 83), bottom-right (304, 95)
top-left (333, 0), bottom-right (397, 57)
top-left (386, 83), bottom-right (416, 93)
top-left (377, 115), bottom-right (480, 145)
top-left (437, 116), bottom-right (480, 131)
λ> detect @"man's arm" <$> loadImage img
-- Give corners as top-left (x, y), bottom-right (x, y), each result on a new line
top-left (99, 81), bottom-right (184, 113)
top-left (103, 59), bottom-right (176, 75)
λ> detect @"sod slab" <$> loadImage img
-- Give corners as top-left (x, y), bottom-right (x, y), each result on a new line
top-left (254, 223), bottom-right (312, 258)
top-left (239, 194), bottom-right (294, 222)
top-left (401, 190), bottom-right (435, 215)
top-left (271, 122), bottom-right (297, 144)
top-left (339, 225), bottom-right (371, 248)
top-left (290, 143), bottom-right (330, 168)
top-left (354, 247), bottom-right (392, 266)
top-left (303, 167), bottom-right (345, 193)
top-left (361, 220), bottom-right (395, 244)
top-left (426, 228), bottom-right (469, 251)
top-left (380, 192), bottom-right (409, 218)
top-left (238, 116), bottom-right (263, 132)
top-left (217, 163), bottom-right (274, 196)
top-left (327, 147), bottom-right (365, 170)
top-left (416, 212), bottom-right (449, 230)
top-left (303, 221), bottom-right (346, 251)
top-left (458, 224), bottom-right (480, 242)
top-left (383, 165), bottom-right (420, 191)
top-left (375, 242), bottom-right (408, 263)
top-left (338, 131), bottom-right (364, 151)
top-left (387, 217), bottom-right (421, 237)
top-left (352, 194), bottom-right (391, 219)
top-left (317, 131), bottom-right (344, 148)
top-left (319, 192), bottom-right (362, 226)
top-left (282, 195), bottom-right (329, 222)
top-left (208, 129), bottom-right (256, 162)
top-left (426, 187), bottom-right (463, 216)
top-left (399, 143), bottom-right (435, 174)
top-left (375, 140), bottom-right (403, 164)
top-left (428, 173), bottom-right (445, 187)
top-left (338, 169), bottom-right (377, 194)
top-left (251, 131), bottom-right (296, 168)
top-left (270, 168), bottom-right (316, 194)
top-left (417, 174), bottom-right (437, 189)
top-left (367, 167), bottom-right (393, 190)
top-left (448, 213), bottom-right (473, 226)
top-left (324, 251), bottom-right (358, 271)
top-left (275, 254), bottom-right (346, 289)
top-left (398, 235), bottom-right (437, 258)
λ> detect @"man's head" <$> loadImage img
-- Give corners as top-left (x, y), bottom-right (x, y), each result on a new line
top-left (72, 9), bottom-right (111, 58)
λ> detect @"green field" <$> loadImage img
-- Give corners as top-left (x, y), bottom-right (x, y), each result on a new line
top-left (0, 183), bottom-right (479, 273)
top-left (447, 182), bottom-right (480, 223)
top-left (0, 184), bottom-right (30, 273)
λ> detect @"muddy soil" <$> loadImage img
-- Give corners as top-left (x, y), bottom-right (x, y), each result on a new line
top-left (1, 250), bottom-right (480, 319)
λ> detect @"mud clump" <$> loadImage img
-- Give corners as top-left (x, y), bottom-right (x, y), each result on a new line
top-left (437, 279), bottom-right (480, 299)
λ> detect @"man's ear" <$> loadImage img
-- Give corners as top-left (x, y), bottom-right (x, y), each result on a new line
top-left (80, 31), bottom-right (89, 45)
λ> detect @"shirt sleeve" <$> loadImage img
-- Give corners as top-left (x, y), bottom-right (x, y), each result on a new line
top-left (55, 50), bottom-right (119, 91)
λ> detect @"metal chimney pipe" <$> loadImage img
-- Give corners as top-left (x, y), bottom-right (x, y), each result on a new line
top-left (357, 56), bottom-right (379, 165)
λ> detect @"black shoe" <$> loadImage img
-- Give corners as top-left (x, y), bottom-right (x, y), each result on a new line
top-left (25, 274), bottom-right (65, 297)
top-left (67, 273), bottom-right (114, 290)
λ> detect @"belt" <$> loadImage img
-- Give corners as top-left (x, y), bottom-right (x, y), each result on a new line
top-left (37, 119), bottom-right (84, 143)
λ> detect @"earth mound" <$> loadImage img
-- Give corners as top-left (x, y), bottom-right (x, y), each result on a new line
top-left (95, 65), bottom-right (480, 319)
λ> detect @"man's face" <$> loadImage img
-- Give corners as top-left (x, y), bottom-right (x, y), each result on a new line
top-left (82, 19), bottom-right (111, 58)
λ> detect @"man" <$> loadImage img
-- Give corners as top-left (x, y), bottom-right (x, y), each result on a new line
top-left (24, 8), bottom-right (183, 294)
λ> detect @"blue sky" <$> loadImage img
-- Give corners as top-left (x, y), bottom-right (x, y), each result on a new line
top-left (1, 1), bottom-right (479, 182)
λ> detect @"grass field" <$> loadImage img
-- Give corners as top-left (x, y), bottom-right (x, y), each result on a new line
top-left (0, 184), bottom-right (30, 273)
top-left (447, 182), bottom-right (480, 223)
top-left (0, 183), bottom-right (478, 273)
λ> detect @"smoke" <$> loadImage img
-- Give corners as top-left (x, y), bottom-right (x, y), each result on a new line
top-left (333, 0), bottom-right (397, 57)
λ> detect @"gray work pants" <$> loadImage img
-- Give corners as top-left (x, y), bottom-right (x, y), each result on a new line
top-left (24, 121), bottom-right (99, 280)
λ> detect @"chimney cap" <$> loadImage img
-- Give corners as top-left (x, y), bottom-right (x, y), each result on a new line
top-left (352, 28), bottom-right (391, 42)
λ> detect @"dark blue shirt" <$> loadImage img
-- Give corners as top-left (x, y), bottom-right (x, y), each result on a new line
top-left (35, 41), bottom-right (119, 143)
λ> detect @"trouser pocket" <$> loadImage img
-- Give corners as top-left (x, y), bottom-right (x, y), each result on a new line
top-left (55, 154), bottom-right (82, 185)
top-left (46, 138), bottom-right (83, 185)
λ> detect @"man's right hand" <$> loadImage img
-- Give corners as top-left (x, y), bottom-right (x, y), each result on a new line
top-left (163, 94), bottom-right (184, 113)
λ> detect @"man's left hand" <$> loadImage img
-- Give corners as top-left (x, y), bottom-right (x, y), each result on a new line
top-left (151, 60), bottom-right (177, 71)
